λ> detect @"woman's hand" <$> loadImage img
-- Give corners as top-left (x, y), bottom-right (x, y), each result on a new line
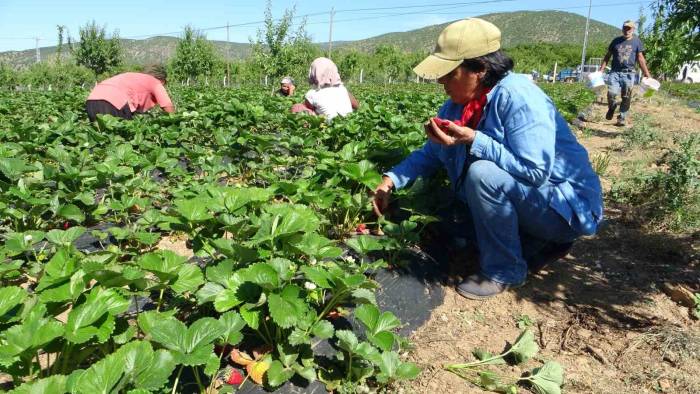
top-left (372, 176), bottom-right (394, 217)
top-left (424, 118), bottom-right (476, 146)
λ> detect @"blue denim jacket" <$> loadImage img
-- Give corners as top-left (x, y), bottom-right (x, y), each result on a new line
top-left (386, 73), bottom-right (603, 235)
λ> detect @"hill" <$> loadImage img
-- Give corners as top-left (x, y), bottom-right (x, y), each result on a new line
top-left (0, 10), bottom-right (619, 68)
top-left (339, 11), bottom-right (620, 52)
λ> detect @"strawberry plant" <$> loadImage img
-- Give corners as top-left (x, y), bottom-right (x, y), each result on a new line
top-left (0, 82), bottom-right (584, 392)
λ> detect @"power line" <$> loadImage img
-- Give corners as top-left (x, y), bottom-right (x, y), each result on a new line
top-left (121, 0), bottom-right (515, 40)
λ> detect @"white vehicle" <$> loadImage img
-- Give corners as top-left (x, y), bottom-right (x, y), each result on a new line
top-left (676, 61), bottom-right (700, 83)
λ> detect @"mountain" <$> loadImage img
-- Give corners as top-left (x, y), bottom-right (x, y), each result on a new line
top-left (0, 11), bottom-right (619, 68)
top-left (0, 36), bottom-right (251, 68)
top-left (337, 11), bottom-right (620, 52)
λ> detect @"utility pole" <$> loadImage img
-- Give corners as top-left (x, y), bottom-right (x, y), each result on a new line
top-left (327, 7), bottom-right (335, 59)
top-left (226, 21), bottom-right (230, 86)
top-left (35, 37), bottom-right (41, 63)
top-left (579, 0), bottom-right (592, 81)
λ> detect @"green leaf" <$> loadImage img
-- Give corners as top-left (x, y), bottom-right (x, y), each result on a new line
top-left (300, 266), bottom-right (333, 289)
top-left (0, 157), bottom-right (36, 180)
top-left (219, 311), bottom-right (245, 345)
top-left (268, 257), bottom-right (294, 281)
top-left (65, 287), bottom-right (129, 344)
top-left (244, 262), bottom-right (279, 287)
top-left (113, 325), bottom-right (137, 344)
top-left (293, 233), bottom-right (342, 259)
top-left (138, 250), bottom-right (184, 278)
top-left (355, 304), bottom-right (400, 335)
top-left (345, 236), bottom-right (383, 255)
top-left (336, 330), bottom-right (358, 353)
top-left (374, 351), bottom-right (399, 381)
top-left (267, 360), bottom-right (294, 387)
top-left (196, 282), bottom-right (225, 305)
top-left (311, 320), bottom-right (334, 339)
top-left (46, 227), bottom-right (86, 247)
top-left (354, 304), bottom-right (379, 331)
top-left (268, 285), bottom-right (306, 329)
top-left (136, 310), bottom-right (177, 335)
top-left (351, 288), bottom-right (377, 305)
top-left (0, 303), bottom-right (64, 358)
top-left (120, 341), bottom-right (176, 391)
top-left (57, 204), bottom-right (85, 222)
top-left (144, 316), bottom-right (225, 366)
top-left (292, 363), bottom-right (316, 382)
top-left (205, 259), bottom-right (234, 284)
top-left (8, 375), bottom-right (67, 394)
top-left (214, 288), bottom-right (244, 312)
top-left (396, 361), bottom-right (421, 380)
top-left (524, 361), bottom-right (564, 394)
top-left (240, 306), bottom-right (261, 330)
top-left (0, 286), bottom-right (26, 320)
top-left (508, 329), bottom-right (539, 364)
top-left (369, 331), bottom-right (396, 352)
top-left (340, 160), bottom-right (382, 189)
top-left (171, 264), bottom-right (204, 294)
top-left (72, 346), bottom-right (125, 393)
top-left (174, 198), bottom-right (214, 222)
top-left (288, 328), bottom-right (311, 346)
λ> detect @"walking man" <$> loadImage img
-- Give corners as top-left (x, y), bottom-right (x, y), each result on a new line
top-left (600, 20), bottom-right (651, 126)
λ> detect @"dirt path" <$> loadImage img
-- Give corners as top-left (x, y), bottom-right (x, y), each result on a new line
top-left (400, 93), bottom-right (700, 394)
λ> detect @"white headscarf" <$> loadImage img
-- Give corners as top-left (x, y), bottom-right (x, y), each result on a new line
top-left (308, 57), bottom-right (342, 88)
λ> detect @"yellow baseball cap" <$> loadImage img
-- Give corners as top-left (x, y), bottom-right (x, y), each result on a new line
top-left (413, 18), bottom-right (501, 79)
top-left (623, 20), bottom-right (636, 28)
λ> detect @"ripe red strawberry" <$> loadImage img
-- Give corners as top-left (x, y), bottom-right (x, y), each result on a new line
top-left (63, 222), bottom-right (71, 230)
top-left (356, 223), bottom-right (369, 235)
top-left (227, 368), bottom-right (244, 385)
top-left (432, 117), bottom-right (464, 131)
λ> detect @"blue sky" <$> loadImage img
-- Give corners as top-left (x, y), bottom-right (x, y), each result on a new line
top-left (0, 0), bottom-right (656, 52)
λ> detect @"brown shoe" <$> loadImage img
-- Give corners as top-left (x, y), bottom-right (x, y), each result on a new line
top-left (456, 273), bottom-right (524, 300)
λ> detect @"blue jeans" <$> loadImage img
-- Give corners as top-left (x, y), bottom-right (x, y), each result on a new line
top-left (457, 160), bottom-right (580, 285)
top-left (606, 71), bottom-right (636, 120)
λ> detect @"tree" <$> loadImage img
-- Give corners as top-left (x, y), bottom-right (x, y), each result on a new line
top-left (338, 50), bottom-right (360, 82)
top-left (170, 26), bottom-right (221, 83)
top-left (250, 0), bottom-right (318, 82)
top-left (642, 0), bottom-right (699, 78)
top-left (73, 21), bottom-right (122, 76)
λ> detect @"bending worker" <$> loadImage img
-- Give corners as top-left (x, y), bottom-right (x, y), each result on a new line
top-left (85, 64), bottom-right (175, 122)
top-left (372, 19), bottom-right (603, 299)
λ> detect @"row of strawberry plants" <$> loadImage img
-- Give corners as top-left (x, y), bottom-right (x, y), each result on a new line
top-left (0, 85), bottom-right (444, 393)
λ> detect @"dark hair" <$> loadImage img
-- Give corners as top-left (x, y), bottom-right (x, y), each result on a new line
top-left (460, 50), bottom-right (514, 88)
top-left (143, 64), bottom-right (167, 82)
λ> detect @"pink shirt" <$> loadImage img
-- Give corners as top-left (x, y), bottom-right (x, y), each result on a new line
top-left (87, 72), bottom-right (173, 112)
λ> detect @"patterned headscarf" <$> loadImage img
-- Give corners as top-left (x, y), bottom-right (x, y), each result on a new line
top-left (308, 57), bottom-right (342, 88)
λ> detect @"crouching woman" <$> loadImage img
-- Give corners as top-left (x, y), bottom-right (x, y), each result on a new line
top-left (372, 19), bottom-right (603, 299)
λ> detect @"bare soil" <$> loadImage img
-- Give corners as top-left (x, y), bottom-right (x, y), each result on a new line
top-left (399, 93), bottom-right (700, 394)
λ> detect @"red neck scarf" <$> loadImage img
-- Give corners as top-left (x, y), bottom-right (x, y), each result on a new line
top-left (458, 88), bottom-right (491, 129)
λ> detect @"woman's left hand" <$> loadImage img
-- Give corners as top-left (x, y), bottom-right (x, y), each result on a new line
top-left (424, 118), bottom-right (476, 146)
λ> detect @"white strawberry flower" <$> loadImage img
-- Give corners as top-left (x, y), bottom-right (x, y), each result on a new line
top-left (304, 281), bottom-right (317, 290)
top-left (24, 234), bottom-right (33, 242)
top-left (309, 257), bottom-right (317, 266)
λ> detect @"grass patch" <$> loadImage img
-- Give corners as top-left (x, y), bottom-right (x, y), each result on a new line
top-left (610, 135), bottom-right (700, 231)
top-left (662, 82), bottom-right (700, 103)
top-left (591, 152), bottom-right (611, 176)
top-left (622, 114), bottom-right (663, 149)
top-left (539, 82), bottom-right (596, 122)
